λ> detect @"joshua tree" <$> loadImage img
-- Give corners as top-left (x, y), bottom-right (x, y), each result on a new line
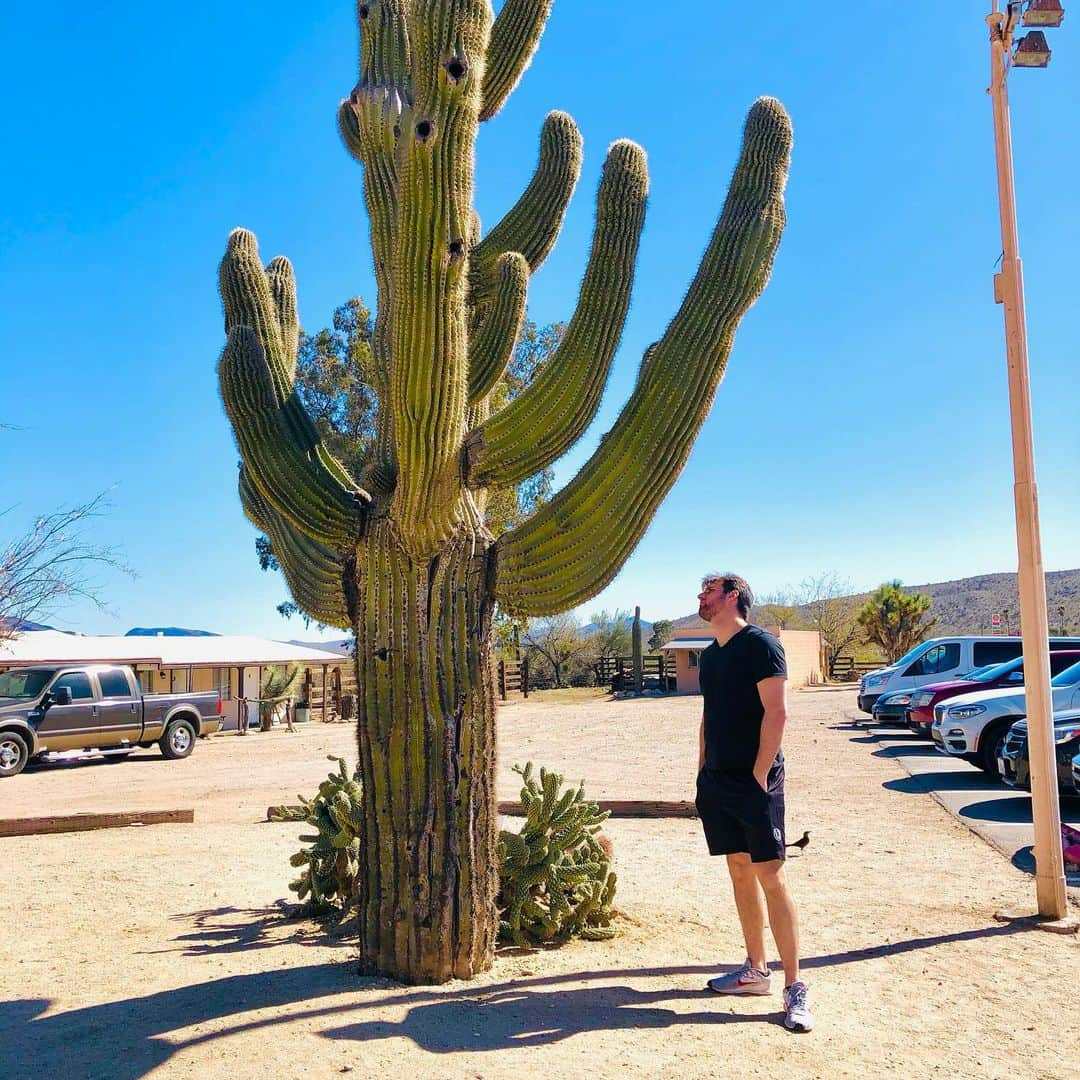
top-left (217, 0), bottom-right (791, 984)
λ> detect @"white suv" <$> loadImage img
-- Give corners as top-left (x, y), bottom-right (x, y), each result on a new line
top-left (931, 658), bottom-right (1080, 773)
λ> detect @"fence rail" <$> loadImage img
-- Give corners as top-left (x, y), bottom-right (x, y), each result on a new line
top-left (829, 656), bottom-right (881, 681)
top-left (593, 655), bottom-right (675, 691)
top-left (497, 658), bottom-right (529, 700)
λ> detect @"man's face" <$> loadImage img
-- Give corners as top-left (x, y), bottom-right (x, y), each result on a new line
top-left (698, 579), bottom-right (734, 620)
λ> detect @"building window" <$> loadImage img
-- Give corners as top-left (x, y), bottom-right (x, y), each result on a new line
top-left (212, 667), bottom-right (233, 701)
top-left (169, 668), bottom-right (190, 694)
top-left (688, 650), bottom-right (700, 670)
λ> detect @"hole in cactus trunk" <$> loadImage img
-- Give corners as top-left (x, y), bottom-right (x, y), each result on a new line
top-left (358, 4), bottom-right (370, 19)
top-left (415, 119), bottom-right (434, 142)
top-left (448, 239), bottom-right (465, 259)
top-left (444, 56), bottom-right (468, 83)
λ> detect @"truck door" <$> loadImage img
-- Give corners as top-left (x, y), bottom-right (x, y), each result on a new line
top-left (94, 668), bottom-right (142, 744)
top-left (37, 670), bottom-right (97, 751)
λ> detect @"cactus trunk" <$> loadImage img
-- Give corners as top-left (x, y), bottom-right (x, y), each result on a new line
top-left (217, 1), bottom-right (790, 984)
top-left (347, 521), bottom-right (498, 982)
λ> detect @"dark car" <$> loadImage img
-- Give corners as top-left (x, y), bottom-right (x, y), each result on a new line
top-left (906, 651), bottom-right (1080, 736)
top-left (998, 709), bottom-right (1080, 797)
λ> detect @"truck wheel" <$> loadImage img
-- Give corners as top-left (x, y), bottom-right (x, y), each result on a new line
top-left (979, 720), bottom-right (1012, 775)
top-left (159, 718), bottom-right (196, 760)
top-left (0, 731), bottom-right (30, 778)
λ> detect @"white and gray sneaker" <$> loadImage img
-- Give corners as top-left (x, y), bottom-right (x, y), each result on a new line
top-left (706, 959), bottom-right (772, 995)
top-left (783, 981), bottom-right (814, 1032)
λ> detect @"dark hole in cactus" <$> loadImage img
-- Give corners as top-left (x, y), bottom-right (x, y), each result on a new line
top-left (373, 646), bottom-right (389, 661)
top-left (416, 119), bottom-right (434, 142)
top-left (448, 239), bottom-right (465, 260)
top-left (393, 124), bottom-right (401, 139)
top-left (358, 4), bottom-right (370, 19)
top-left (444, 56), bottom-right (468, 83)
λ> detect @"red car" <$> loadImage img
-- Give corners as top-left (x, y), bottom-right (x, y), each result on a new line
top-left (907, 650), bottom-right (1080, 735)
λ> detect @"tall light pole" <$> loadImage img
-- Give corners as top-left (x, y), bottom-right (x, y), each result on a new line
top-left (985, 0), bottom-right (1070, 922)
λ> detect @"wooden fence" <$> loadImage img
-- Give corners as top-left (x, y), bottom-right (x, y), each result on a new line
top-left (497, 657), bottom-right (529, 700)
top-left (593, 655), bottom-right (675, 691)
top-left (829, 656), bottom-right (882, 682)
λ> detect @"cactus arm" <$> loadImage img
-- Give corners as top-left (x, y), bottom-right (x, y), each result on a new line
top-left (466, 140), bottom-right (648, 488)
top-left (220, 327), bottom-right (368, 546)
top-left (265, 256), bottom-right (299, 383)
top-left (469, 111), bottom-right (582, 307)
top-left (388, 0), bottom-right (493, 554)
top-left (240, 469), bottom-right (351, 629)
top-left (494, 98), bottom-right (792, 614)
top-left (467, 251), bottom-right (529, 402)
top-left (479, 0), bottom-right (553, 121)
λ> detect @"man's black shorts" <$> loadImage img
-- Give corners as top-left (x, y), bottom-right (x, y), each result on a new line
top-left (695, 764), bottom-right (786, 863)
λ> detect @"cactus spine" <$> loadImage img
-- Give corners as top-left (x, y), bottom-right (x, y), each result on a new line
top-left (217, 0), bottom-right (791, 984)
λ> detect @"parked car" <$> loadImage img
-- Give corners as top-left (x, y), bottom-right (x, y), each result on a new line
top-left (857, 635), bottom-right (1080, 713)
top-left (907, 650), bottom-right (1080, 735)
top-left (0, 664), bottom-right (223, 778)
top-left (931, 657), bottom-right (1080, 773)
top-left (998, 709), bottom-right (1080, 797)
top-left (1072, 749), bottom-right (1080, 797)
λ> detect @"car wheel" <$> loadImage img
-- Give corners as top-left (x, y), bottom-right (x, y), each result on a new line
top-left (159, 718), bottom-right (196, 760)
top-left (0, 731), bottom-right (30, 778)
top-left (979, 720), bottom-right (1012, 775)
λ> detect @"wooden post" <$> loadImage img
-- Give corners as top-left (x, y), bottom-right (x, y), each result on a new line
top-left (322, 665), bottom-right (327, 723)
top-left (522, 656), bottom-right (529, 699)
top-left (498, 659), bottom-right (506, 701)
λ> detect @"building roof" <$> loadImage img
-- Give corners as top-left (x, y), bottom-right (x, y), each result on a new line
top-left (0, 630), bottom-right (346, 668)
top-left (659, 638), bottom-right (714, 650)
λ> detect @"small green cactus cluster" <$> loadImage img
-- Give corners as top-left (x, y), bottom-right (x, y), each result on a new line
top-left (497, 762), bottom-right (617, 948)
top-left (270, 756), bottom-right (363, 912)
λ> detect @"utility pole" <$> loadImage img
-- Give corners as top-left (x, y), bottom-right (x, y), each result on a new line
top-left (985, 0), bottom-right (1069, 921)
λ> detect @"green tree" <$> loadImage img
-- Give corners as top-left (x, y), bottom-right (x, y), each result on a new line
top-left (647, 619), bottom-right (674, 653)
top-left (588, 608), bottom-right (632, 659)
top-left (522, 613), bottom-right (593, 689)
top-left (217, 1), bottom-right (791, 982)
top-left (857, 581), bottom-right (938, 663)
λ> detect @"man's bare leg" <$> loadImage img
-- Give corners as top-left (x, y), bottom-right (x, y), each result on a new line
top-left (725, 852), bottom-right (768, 971)
top-left (753, 859), bottom-right (800, 986)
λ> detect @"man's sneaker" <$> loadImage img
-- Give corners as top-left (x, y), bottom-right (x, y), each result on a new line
top-left (706, 959), bottom-right (772, 995)
top-left (783, 981), bottom-right (814, 1032)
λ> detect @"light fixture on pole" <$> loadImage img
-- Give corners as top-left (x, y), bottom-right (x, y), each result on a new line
top-left (984, 1), bottom-right (1074, 927)
top-left (1022, 0), bottom-right (1066, 27)
top-left (1012, 29), bottom-right (1053, 64)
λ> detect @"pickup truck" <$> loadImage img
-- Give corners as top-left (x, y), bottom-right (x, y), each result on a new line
top-left (0, 664), bottom-right (223, 778)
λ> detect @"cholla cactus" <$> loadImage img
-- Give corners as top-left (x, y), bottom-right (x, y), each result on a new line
top-left (217, 0), bottom-right (791, 983)
top-left (272, 756), bottom-right (363, 912)
top-left (498, 763), bottom-right (616, 947)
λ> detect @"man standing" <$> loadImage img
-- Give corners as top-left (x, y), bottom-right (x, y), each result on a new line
top-left (694, 572), bottom-right (813, 1033)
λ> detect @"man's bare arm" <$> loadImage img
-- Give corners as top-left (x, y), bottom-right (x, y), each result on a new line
top-left (754, 675), bottom-right (788, 789)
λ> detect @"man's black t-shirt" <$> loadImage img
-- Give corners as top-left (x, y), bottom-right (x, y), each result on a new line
top-left (699, 624), bottom-right (787, 772)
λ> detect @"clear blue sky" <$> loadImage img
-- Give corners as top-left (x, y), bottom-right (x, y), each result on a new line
top-left (2, 2), bottom-right (1077, 639)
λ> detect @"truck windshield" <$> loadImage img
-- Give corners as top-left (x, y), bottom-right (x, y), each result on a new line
top-left (0, 668), bottom-right (55, 699)
top-left (893, 642), bottom-right (931, 668)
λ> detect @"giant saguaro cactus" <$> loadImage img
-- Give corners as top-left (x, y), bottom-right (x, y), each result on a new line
top-left (218, 0), bottom-right (791, 984)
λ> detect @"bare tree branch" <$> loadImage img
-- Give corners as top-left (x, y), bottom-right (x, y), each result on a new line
top-left (0, 491), bottom-right (134, 640)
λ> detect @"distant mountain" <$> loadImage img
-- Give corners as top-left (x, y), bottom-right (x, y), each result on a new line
top-left (670, 568), bottom-right (1080, 637)
top-left (125, 627), bottom-right (220, 637)
top-left (0, 617), bottom-right (57, 632)
top-left (579, 615), bottom-right (653, 636)
top-left (288, 638), bottom-right (354, 655)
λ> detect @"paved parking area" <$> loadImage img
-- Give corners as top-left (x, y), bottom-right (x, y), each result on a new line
top-left (847, 713), bottom-right (1080, 896)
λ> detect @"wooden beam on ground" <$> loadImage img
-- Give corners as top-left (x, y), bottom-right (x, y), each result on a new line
top-left (497, 799), bottom-right (697, 819)
top-left (0, 809), bottom-right (195, 837)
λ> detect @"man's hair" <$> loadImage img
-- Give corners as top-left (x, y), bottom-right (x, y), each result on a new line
top-left (702, 572), bottom-right (754, 618)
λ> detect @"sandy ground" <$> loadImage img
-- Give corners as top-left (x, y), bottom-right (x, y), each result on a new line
top-left (1, 686), bottom-right (1077, 1080)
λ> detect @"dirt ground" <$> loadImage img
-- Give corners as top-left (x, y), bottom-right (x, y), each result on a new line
top-left (1, 686), bottom-right (1077, 1080)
